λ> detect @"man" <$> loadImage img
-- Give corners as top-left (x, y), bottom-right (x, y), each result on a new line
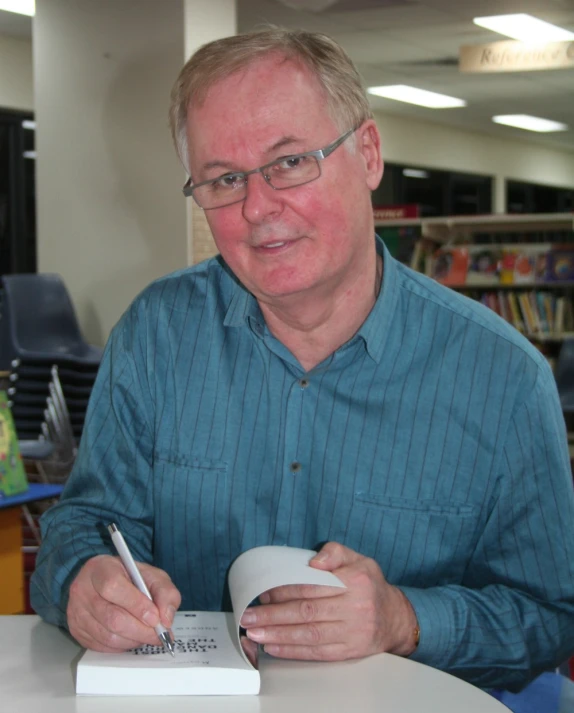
top-left (31, 28), bottom-right (574, 699)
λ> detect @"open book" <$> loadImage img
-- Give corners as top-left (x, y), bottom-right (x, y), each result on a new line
top-left (76, 545), bottom-right (345, 696)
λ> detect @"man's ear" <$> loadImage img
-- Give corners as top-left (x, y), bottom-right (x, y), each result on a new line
top-left (357, 119), bottom-right (384, 191)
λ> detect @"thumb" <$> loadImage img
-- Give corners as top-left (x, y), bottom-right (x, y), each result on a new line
top-left (309, 542), bottom-right (360, 570)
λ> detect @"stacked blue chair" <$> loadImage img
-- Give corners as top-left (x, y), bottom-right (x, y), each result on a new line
top-left (0, 273), bottom-right (102, 477)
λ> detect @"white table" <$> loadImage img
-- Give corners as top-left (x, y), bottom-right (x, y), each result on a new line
top-left (0, 615), bottom-right (509, 712)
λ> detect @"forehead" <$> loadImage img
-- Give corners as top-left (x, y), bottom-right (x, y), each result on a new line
top-left (186, 55), bottom-right (338, 164)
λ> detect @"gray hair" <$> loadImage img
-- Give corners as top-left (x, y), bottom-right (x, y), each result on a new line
top-left (169, 27), bottom-right (373, 173)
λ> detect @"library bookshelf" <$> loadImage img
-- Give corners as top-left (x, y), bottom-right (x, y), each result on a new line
top-left (376, 212), bottom-right (574, 351)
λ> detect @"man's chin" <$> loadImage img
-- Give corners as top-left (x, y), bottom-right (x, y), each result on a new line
top-left (252, 280), bottom-right (315, 305)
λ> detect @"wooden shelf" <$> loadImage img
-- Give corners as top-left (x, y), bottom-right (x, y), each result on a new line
top-left (527, 332), bottom-right (574, 343)
top-left (448, 282), bottom-right (574, 290)
top-left (375, 212), bottom-right (574, 243)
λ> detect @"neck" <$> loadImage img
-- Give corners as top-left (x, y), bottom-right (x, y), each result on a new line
top-left (258, 251), bottom-right (383, 372)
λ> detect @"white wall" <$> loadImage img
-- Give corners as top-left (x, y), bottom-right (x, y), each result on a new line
top-left (374, 112), bottom-right (574, 212)
top-left (0, 35), bottom-right (33, 111)
top-left (34, 0), bottom-right (187, 346)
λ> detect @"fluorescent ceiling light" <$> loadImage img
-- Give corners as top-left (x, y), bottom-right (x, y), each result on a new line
top-left (368, 85), bottom-right (466, 109)
top-left (403, 169), bottom-right (429, 179)
top-left (473, 14), bottom-right (574, 42)
top-left (0, 0), bottom-right (35, 15)
top-left (492, 114), bottom-right (568, 132)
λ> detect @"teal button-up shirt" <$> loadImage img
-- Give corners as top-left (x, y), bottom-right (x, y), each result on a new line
top-left (31, 238), bottom-right (574, 691)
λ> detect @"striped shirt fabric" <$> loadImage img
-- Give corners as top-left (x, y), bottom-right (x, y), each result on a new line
top-left (31, 237), bottom-right (574, 691)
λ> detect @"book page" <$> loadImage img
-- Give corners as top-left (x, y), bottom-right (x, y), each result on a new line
top-left (79, 612), bottom-right (249, 670)
top-left (228, 546), bottom-right (346, 666)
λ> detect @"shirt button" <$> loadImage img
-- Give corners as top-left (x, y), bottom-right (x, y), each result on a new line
top-left (290, 461), bottom-right (301, 473)
top-left (299, 378), bottom-right (309, 388)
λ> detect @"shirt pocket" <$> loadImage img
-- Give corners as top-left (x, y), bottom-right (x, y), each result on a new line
top-left (351, 492), bottom-right (481, 587)
top-left (152, 452), bottom-right (230, 610)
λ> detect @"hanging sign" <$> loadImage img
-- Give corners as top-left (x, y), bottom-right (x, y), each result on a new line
top-left (373, 205), bottom-right (420, 221)
top-left (460, 40), bottom-right (574, 73)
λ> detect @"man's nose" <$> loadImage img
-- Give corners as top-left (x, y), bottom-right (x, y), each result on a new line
top-left (241, 171), bottom-right (284, 224)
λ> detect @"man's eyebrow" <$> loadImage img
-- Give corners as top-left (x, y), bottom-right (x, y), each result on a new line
top-left (202, 160), bottom-right (237, 173)
top-left (268, 135), bottom-right (304, 153)
top-left (200, 136), bottom-right (307, 174)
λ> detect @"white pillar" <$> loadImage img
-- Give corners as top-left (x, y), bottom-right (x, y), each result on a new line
top-left (183, 0), bottom-right (237, 265)
top-left (494, 173), bottom-right (507, 214)
top-left (184, 0), bottom-right (237, 59)
top-left (34, 0), bottom-right (188, 344)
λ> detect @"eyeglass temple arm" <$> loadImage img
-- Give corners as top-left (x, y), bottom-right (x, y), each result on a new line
top-left (319, 127), bottom-right (356, 159)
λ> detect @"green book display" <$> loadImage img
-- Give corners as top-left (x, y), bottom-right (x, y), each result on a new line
top-left (0, 391), bottom-right (28, 498)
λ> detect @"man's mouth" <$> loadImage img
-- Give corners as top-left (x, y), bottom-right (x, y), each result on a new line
top-left (261, 241), bottom-right (287, 249)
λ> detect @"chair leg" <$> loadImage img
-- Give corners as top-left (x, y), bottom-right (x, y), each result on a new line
top-left (21, 504), bottom-right (42, 546)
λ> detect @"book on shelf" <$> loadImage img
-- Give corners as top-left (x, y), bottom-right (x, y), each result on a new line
top-left (554, 297), bottom-right (574, 334)
top-left (518, 293), bottom-right (535, 334)
top-left (378, 226), bottom-right (420, 266)
top-left (499, 247), bottom-right (548, 285)
top-left (546, 248), bottom-right (574, 282)
top-left (0, 391), bottom-right (28, 498)
top-left (506, 292), bottom-right (525, 333)
top-left (535, 292), bottom-right (550, 333)
top-left (497, 290), bottom-right (511, 324)
top-left (425, 244), bottom-right (574, 289)
top-left (485, 289), bottom-right (572, 338)
top-left (76, 545), bottom-right (345, 696)
top-left (428, 247), bottom-right (469, 285)
top-left (466, 248), bottom-right (502, 286)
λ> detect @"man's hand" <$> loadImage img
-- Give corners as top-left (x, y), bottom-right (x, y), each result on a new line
top-left (67, 554), bottom-right (181, 653)
top-left (240, 542), bottom-right (418, 661)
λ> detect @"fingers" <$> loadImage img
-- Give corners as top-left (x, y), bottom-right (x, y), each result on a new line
top-left (240, 636), bottom-right (259, 668)
top-left (247, 621), bottom-right (356, 659)
top-left (246, 620), bottom-right (344, 648)
top-left (90, 558), bottom-right (160, 628)
top-left (263, 643), bottom-right (349, 661)
top-left (259, 583), bottom-right (343, 605)
top-left (141, 563), bottom-right (181, 628)
top-left (67, 555), bottom-right (181, 653)
top-left (68, 603), bottom-right (153, 653)
top-left (242, 595), bottom-right (342, 628)
top-left (91, 589), bottom-right (163, 647)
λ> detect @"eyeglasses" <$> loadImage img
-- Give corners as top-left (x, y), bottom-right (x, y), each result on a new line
top-left (183, 127), bottom-right (356, 210)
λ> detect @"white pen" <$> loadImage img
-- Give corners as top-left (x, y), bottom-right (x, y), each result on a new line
top-left (107, 523), bottom-right (176, 657)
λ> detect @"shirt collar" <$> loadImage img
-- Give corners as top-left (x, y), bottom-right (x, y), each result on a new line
top-left (223, 276), bottom-right (262, 328)
top-left (223, 234), bottom-right (399, 364)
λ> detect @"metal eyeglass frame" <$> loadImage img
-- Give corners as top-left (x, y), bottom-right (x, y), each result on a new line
top-left (182, 126), bottom-right (357, 209)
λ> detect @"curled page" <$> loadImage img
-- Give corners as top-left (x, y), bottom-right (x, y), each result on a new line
top-left (228, 546), bottom-right (346, 668)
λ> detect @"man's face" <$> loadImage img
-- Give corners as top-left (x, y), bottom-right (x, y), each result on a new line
top-left (186, 55), bottom-right (382, 306)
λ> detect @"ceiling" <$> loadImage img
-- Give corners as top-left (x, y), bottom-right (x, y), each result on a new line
top-left (0, 6), bottom-right (30, 38)
top-left (1, 0), bottom-right (573, 152)
top-left (237, 0), bottom-right (574, 153)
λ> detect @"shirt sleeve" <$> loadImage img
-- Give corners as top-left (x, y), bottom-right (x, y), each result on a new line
top-left (30, 300), bottom-right (155, 628)
top-left (399, 360), bottom-right (574, 691)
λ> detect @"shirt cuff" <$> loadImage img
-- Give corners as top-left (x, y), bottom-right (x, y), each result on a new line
top-left (396, 585), bottom-right (455, 666)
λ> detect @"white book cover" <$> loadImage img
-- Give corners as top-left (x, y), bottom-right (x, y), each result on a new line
top-left (76, 545), bottom-right (345, 696)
